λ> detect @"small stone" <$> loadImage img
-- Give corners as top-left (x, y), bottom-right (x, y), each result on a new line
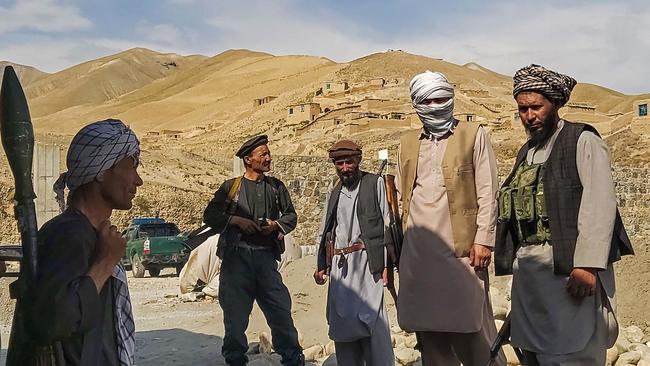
top-left (322, 354), bottom-right (338, 366)
top-left (493, 306), bottom-right (509, 321)
top-left (297, 329), bottom-right (305, 348)
top-left (325, 340), bottom-right (336, 356)
top-left (395, 347), bottom-right (420, 365)
top-left (615, 351), bottom-right (642, 365)
top-left (247, 342), bottom-right (261, 355)
top-left (259, 332), bottom-right (272, 354)
top-left (624, 325), bottom-right (645, 343)
top-left (180, 292), bottom-right (199, 302)
top-left (629, 342), bottom-right (649, 354)
top-left (303, 344), bottom-right (325, 362)
top-left (617, 336), bottom-right (632, 354)
top-left (607, 346), bottom-right (619, 366)
top-left (403, 334), bottom-right (418, 349)
top-left (502, 345), bottom-right (520, 365)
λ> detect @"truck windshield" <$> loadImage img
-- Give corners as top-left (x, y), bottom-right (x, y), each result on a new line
top-left (140, 224), bottom-right (180, 237)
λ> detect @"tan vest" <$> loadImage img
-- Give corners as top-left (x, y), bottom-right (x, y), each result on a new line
top-left (399, 122), bottom-right (480, 257)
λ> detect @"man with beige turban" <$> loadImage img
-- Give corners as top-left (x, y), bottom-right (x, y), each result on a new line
top-left (397, 71), bottom-right (504, 365)
top-left (495, 64), bottom-right (634, 365)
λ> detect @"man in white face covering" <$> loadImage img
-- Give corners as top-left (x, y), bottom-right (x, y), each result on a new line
top-left (396, 71), bottom-right (505, 365)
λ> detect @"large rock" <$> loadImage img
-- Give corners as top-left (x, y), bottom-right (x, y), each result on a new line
top-left (615, 351), bottom-right (642, 365)
top-left (395, 347), bottom-right (420, 365)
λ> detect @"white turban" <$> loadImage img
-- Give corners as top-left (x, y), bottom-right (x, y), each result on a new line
top-left (54, 119), bottom-right (140, 209)
top-left (409, 71), bottom-right (456, 138)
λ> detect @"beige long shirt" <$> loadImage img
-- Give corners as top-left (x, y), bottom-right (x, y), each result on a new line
top-left (396, 126), bottom-right (499, 332)
top-left (511, 120), bottom-right (618, 354)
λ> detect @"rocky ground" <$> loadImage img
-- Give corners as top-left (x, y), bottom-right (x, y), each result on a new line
top-left (1, 255), bottom-right (648, 365)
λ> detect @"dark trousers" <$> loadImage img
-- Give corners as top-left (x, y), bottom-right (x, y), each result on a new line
top-left (218, 246), bottom-right (304, 366)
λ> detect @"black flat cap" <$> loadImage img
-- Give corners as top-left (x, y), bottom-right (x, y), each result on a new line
top-left (235, 134), bottom-right (268, 158)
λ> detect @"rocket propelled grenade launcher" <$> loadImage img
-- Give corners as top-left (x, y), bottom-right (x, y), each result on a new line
top-left (1, 65), bottom-right (46, 366)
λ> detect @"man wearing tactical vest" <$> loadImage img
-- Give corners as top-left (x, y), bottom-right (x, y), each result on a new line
top-left (313, 140), bottom-right (394, 365)
top-left (203, 135), bottom-right (304, 366)
top-left (396, 71), bottom-right (505, 366)
top-left (494, 65), bottom-right (634, 365)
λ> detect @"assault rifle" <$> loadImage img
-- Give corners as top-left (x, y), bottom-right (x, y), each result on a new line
top-left (376, 153), bottom-right (402, 306)
top-left (487, 313), bottom-right (524, 365)
top-left (376, 153), bottom-right (403, 270)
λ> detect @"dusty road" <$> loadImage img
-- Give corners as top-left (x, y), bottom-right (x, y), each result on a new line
top-left (0, 256), bottom-right (392, 365)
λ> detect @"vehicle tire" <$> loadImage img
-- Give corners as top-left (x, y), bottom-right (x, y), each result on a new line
top-left (175, 265), bottom-right (183, 277)
top-left (132, 254), bottom-right (146, 278)
top-left (148, 268), bottom-right (161, 277)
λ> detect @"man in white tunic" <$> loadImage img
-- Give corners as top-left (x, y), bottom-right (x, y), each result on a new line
top-left (494, 64), bottom-right (634, 365)
top-left (314, 140), bottom-right (394, 366)
top-left (397, 71), bottom-right (505, 365)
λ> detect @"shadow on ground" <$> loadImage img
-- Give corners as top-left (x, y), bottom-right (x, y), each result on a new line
top-left (1, 329), bottom-right (318, 366)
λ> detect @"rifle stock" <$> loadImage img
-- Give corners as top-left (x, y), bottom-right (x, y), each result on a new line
top-left (487, 313), bottom-right (524, 365)
top-left (383, 174), bottom-right (402, 269)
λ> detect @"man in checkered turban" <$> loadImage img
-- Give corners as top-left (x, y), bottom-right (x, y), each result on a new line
top-left (14, 119), bottom-right (142, 365)
top-left (494, 66), bottom-right (634, 364)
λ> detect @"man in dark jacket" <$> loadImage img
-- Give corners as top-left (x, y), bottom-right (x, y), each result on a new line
top-left (494, 65), bottom-right (633, 365)
top-left (203, 135), bottom-right (304, 366)
top-left (9, 119), bottom-right (142, 366)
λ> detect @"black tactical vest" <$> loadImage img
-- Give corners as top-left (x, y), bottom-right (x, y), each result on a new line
top-left (317, 172), bottom-right (386, 275)
top-left (495, 121), bottom-right (634, 275)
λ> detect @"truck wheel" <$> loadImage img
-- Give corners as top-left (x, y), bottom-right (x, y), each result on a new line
top-left (132, 254), bottom-right (145, 278)
top-left (148, 268), bottom-right (161, 277)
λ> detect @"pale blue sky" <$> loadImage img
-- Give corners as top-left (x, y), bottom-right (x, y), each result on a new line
top-left (0, 0), bottom-right (647, 94)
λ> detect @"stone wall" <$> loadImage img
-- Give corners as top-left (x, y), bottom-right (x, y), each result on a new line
top-left (269, 155), bottom-right (395, 249)
top-left (270, 156), bottom-right (650, 328)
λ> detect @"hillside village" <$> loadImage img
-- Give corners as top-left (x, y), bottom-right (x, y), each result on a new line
top-left (1, 48), bottom-right (650, 365)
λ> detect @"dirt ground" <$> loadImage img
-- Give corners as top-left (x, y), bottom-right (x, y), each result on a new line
top-left (0, 256), bottom-right (401, 365)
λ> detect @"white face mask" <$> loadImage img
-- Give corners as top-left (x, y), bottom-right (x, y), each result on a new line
top-left (409, 71), bottom-right (456, 138)
top-left (413, 98), bottom-right (455, 137)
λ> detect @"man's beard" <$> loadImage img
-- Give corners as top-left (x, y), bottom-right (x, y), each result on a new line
top-left (527, 119), bottom-right (558, 148)
top-left (338, 170), bottom-right (361, 187)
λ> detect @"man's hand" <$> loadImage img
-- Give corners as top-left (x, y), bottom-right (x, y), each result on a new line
top-left (97, 220), bottom-right (127, 266)
top-left (381, 267), bottom-right (392, 287)
top-left (88, 220), bottom-right (127, 292)
top-left (229, 216), bottom-right (261, 235)
top-left (260, 219), bottom-right (280, 236)
top-left (566, 268), bottom-right (597, 298)
top-left (469, 243), bottom-right (492, 268)
top-left (314, 270), bottom-right (327, 285)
